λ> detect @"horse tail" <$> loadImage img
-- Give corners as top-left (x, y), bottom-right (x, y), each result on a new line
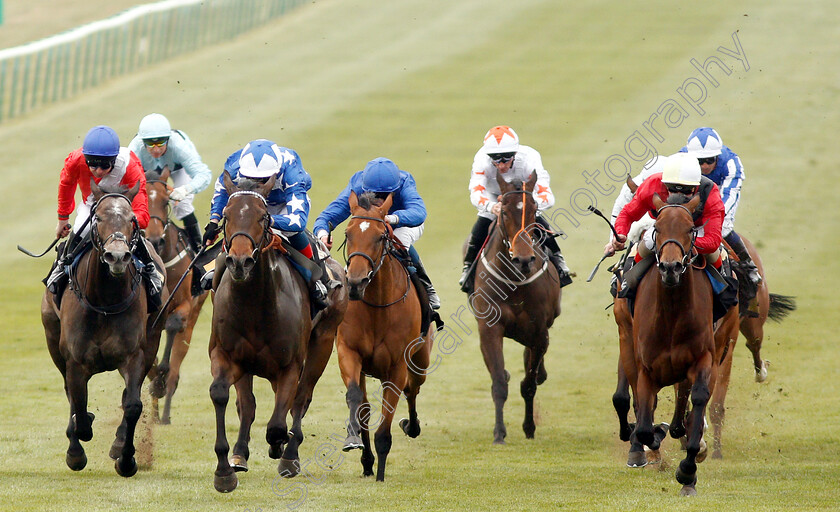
top-left (767, 293), bottom-right (796, 322)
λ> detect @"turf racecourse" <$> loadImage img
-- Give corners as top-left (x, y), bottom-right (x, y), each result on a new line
top-left (1, 0), bottom-right (838, 510)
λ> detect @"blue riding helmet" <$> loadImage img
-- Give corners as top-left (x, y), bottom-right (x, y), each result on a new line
top-left (82, 125), bottom-right (120, 157)
top-left (361, 157), bottom-right (401, 193)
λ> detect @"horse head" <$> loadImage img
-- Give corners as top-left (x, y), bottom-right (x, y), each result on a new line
top-left (345, 190), bottom-right (394, 300)
top-left (90, 179), bottom-right (141, 277)
top-left (145, 167), bottom-right (172, 254)
top-left (221, 171), bottom-right (275, 281)
top-left (496, 171), bottom-right (539, 275)
top-left (651, 193), bottom-right (701, 287)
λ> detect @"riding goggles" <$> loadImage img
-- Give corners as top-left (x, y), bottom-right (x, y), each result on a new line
top-left (697, 156), bottom-right (717, 165)
top-left (84, 156), bottom-right (117, 170)
top-left (488, 152), bottom-right (516, 164)
top-left (143, 137), bottom-right (170, 148)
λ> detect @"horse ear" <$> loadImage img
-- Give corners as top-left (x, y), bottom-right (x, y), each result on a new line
top-left (652, 193), bottom-right (665, 211)
top-left (260, 174), bottom-right (277, 197)
top-left (526, 171), bottom-right (538, 192)
top-left (626, 174), bottom-right (638, 194)
top-left (686, 193), bottom-right (701, 213)
top-left (160, 166), bottom-right (171, 182)
top-left (496, 172), bottom-right (510, 193)
top-left (223, 170), bottom-right (237, 195)
top-left (91, 178), bottom-right (104, 201)
top-left (125, 181), bottom-right (140, 201)
top-left (380, 193), bottom-right (394, 216)
top-left (349, 190), bottom-right (359, 211)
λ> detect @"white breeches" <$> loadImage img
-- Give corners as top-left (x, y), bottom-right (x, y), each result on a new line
top-left (394, 224), bottom-right (424, 248)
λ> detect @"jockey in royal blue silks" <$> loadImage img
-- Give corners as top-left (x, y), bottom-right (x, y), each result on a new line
top-left (202, 139), bottom-right (333, 310)
top-left (313, 157), bottom-right (440, 310)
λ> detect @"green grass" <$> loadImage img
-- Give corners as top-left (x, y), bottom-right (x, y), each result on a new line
top-left (1, 0), bottom-right (838, 510)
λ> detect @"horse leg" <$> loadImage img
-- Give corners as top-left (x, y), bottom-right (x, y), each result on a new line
top-left (151, 316), bottom-right (179, 400)
top-left (613, 300), bottom-right (636, 442)
top-left (676, 359), bottom-right (715, 496)
top-left (742, 317), bottom-right (768, 383)
top-left (521, 336), bottom-right (548, 439)
top-left (64, 361), bottom-right (92, 471)
top-left (670, 380), bottom-right (690, 441)
top-left (401, 333), bottom-right (431, 439)
top-left (358, 377), bottom-right (375, 477)
top-left (710, 338), bottom-right (736, 460)
top-left (161, 330), bottom-right (190, 425)
top-left (230, 374), bottom-right (255, 472)
top-left (337, 342), bottom-right (365, 452)
top-left (268, 363), bottom-right (301, 477)
top-left (613, 362), bottom-right (633, 442)
top-left (112, 351), bottom-right (145, 478)
top-left (209, 347), bottom-right (240, 493)
top-left (374, 367), bottom-right (406, 482)
top-left (479, 324), bottom-right (508, 444)
top-left (524, 347), bottom-right (548, 386)
top-left (628, 369), bottom-right (657, 468)
top-left (109, 388), bottom-right (129, 460)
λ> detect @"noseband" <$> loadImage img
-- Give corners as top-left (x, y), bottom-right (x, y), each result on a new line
top-left (345, 215), bottom-right (392, 282)
top-left (90, 193), bottom-right (140, 263)
top-left (498, 190), bottom-right (535, 259)
top-left (223, 190), bottom-right (272, 259)
top-left (653, 203), bottom-right (697, 273)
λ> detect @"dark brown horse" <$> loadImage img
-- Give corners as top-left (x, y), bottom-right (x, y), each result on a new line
top-left (336, 191), bottom-right (433, 481)
top-left (623, 193), bottom-right (728, 496)
top-left (41, 180), bottom-right (163, 477)
top-left (470, 172), bottom-right (561, 444)
top-left (144, 169), bottom-right (208, 424)
top-left (209, 172), bottom-right (347, 492)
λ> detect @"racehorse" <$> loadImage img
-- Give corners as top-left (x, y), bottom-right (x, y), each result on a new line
top-left (208, 172), bottom-right (347, 492)
top-left (622, 193), bottom-right (729, 496)
top-left (41, 180), bottom-right (163, 477)
top-left (470, 172), bottom-right (561, 444)
top-left (144, 169), bottom-right (208, 424)
top-left (336, 190), bottom-right (434, 481)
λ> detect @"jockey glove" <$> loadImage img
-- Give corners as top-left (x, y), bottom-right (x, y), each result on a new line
top-left (202, 221), bottom-right (221, 246)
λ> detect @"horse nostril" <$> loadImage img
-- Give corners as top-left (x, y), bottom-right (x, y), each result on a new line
top-left (121, 252), bottom-right (132, 264)
top-left (243, 257), bottom-right (256, 271)
top-left (225, 255), bottom-right (234, 268)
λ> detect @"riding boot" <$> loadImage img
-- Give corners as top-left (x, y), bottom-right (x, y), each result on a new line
top-left (409, 246), bottom-right (440, 310)
top-left (548, 250), bottom-right (574, 288)
top-left (309, 254), bottom-right (337, 312)
top-left (181, 212), bottom-right (202, 254)
top-left (134, 238), bottom-right (164, 311)
top-left (725, 231), bottom-right (762, 285)
top-left (460, 216), bottom-right (492, 293)
top-left (45, 233), bottom-right (84, 307)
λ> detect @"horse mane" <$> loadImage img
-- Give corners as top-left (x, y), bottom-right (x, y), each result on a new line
top-left (357, 191), bottom-right (384, 210)
top-left (98, 182), bottom-right (129, 195)
top-left (666, 192), bottom-right (692, 205)
top-left (144, 170), bottom-right (159, 181)
top-left (236, 178), bottom-right (267, 192)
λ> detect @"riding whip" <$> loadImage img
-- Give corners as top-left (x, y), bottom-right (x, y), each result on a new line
top-left (17, 237), bottom-right (61, 258)
top-left (151, 242), bottom-right (216, 329)
top-left (585, 204), bottom-right (621, 282)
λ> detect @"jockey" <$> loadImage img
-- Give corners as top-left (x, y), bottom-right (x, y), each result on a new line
top-left (46, 125), bottom-right (163, 309)
top-left (610, 152), bottom-right (726, 268)
top-left (680, 127), bottom-right (761, 285)
top-left (128, 113), bottom-right (212, 253)
top-left (459, 125), bottom-right (573, 292)
top-left (202, 139), bottom-right (332, 310)
top-left (313, 157), bottom-right (440, 310)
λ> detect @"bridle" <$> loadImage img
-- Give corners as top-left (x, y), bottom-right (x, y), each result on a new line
top-left (146, 179), bottom-right (174, 235)
top-left (90, 193), bottom-right (141, 262)
top-left (652, 203), bottom-right (698, 274)
top-left (344, 214), bottom-right (410, 307)
top-left (498, 189), bottom-right (536, 259)
top-left (222, 190), bottom-right (273, 259)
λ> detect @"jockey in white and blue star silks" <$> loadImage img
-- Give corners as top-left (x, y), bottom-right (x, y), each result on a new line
top-left (313, 157), bottom-right (440, 310)
top-left (208, 139), bottom-right (331, 307)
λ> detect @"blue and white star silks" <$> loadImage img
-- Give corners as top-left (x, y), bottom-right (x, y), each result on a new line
top-left (286, 194), bottom-right (306, 213)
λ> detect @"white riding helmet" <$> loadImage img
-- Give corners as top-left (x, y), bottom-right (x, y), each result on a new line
top-left (685, 127), bottom-right (723, 158)
top-left (238, 139), bottom-right (285, 179)
top-left (138, 113), bottom-right (172, 140)
top-left (661, 153), bottom-right (701, 186)
top-left (482, 125), bottom-right (520, 154)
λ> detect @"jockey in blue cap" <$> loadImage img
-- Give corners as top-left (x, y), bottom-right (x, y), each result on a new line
top-left (203, 139), bottom-right (333, 310)
top-left (313, 157), bottom-right (439, 310)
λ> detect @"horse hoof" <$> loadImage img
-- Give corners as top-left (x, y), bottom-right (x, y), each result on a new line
top-left (679, 485), bottom-right (697, 497)
top-left (230, 454), bottom-right (248, 472)
top-left (66, 450), bottom-right (87, 471)
top-left (536, 367), bottom-right (547, 386)
top-left (115, 457), bottom-right (138, 477)
top-left (492, 437), bottom-right (506, 445)
top-left (268, 444), bottom-right (284, 459)
top-left (343, 435), bottom-right (363, 452)
top-left (675, 465), bottom-right (697, 486)
top-left (109, 441), bottom-right (124, 461)
top-left (159, 417), bottom-right (171, 426)
top-left (712, 449), bottom-right (723, 460)
top-left (696, 438), bottom-right (708, 463)
top-left (627, 450), bottom-right (647, 468)
top-left (503, 370), bottom-right (511, 383)
top-left (756, 362), bottom-right (768, 383)
top-left (278, 458), bottom-right (300, 477)
top-left (214, 472), bottom-right (238, 493)
top-left (400, 418), bottom-right (421, 438)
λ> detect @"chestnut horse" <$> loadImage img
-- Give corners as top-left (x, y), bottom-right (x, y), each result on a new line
top-left (471, 172), bottom-right (561, 444)
top-left (622, 193), bottom-right (732, 496)
top-left (209, 173), bottom-right (347, 492)
top-left (41, 181), bottom-right (164, 477)
top-left (144, 169), bottom-right (208, 424)
top-left (336, 191), bottom-right (434, 481)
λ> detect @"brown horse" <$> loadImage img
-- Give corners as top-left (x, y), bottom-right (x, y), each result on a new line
top-left (623, 193), bottom-right (731, 496)
top-left (336, 191), bottom-right (434, 481)
top-left (209, 172), bottom-right (347, 492)
top-left (41, 180), bottom-right (163, 477)
top-left (470, 172), bottom-right (561, 444)
top-left (144, 169), bottom-right (208, 424)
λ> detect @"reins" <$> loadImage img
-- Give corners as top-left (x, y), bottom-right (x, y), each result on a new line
top-left (344, 214), bottom-right (411, 308)
top-left (222, 191), bottom-right (273, 259)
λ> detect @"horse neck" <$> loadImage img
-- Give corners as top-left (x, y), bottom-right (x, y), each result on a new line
top-left (161, 223), bottom-right (186, 260)
top-left (652, 267), bottom-right (704, 318)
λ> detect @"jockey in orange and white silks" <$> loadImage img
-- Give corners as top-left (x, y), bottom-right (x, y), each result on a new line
top-left (459, 125), bottom-right (572, 292)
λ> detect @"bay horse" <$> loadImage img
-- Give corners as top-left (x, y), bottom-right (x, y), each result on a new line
top-left (41, 180), bottom-right (163, 477)
top-left (209, 172), bottom-right (347, 493)
top-left (144, 168), bottom-right (208, 424)
top-left (470, 171), bottom-right (561, 444)
top-left (623, 192), bottom-right (730, 496)
top-left (336, 191), bottom-right (434, 481)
